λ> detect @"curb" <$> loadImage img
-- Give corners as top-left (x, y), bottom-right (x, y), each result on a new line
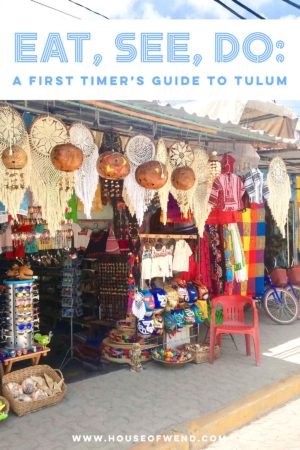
top-left (132, 373), bottom-right (300, 449)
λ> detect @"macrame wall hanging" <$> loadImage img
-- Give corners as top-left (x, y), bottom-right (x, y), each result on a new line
top-left (0, 104), bottom-right (31, 217)
top-left (29, 115), bottom-right (73, 235)
top-left (123, 134), bottom-right (156, 225)
top-left (168, 141), bottom-right (197, 219)
top-left (191, 148), bottom-right (212, 237)
top-left (267, 156), bottom-right (291, 238)
top-left (99, 129), bottom-right (124, 200)
top-left (156, 138), bottom-right (171, 225)
top-left (70, 122), bottom-right (99, 219)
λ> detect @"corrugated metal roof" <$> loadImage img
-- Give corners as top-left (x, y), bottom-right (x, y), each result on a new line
top-left (8, 99), bottom-right (279, 146)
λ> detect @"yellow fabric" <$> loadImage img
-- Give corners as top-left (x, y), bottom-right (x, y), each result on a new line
top-left (195, 300), bottom-right (208, 319)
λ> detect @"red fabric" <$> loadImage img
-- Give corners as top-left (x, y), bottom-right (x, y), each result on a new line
top-left (206, 209), bottom-right (236, 225)
top-left (199, 231), bottom-right (212, 290)
top-left (5, 241), bottom-right (25, 259)
top-left (181, 255), bottom-right (199, 281)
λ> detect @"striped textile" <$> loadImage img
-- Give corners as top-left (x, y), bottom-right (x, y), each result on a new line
top-left (233, 205), bottom-right (266, 297)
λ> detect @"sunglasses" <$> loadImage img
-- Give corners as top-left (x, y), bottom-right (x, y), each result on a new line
top-left (17, 305), bottom-right (32, 313)
top-left (16, 286), bottom-right (31, 293)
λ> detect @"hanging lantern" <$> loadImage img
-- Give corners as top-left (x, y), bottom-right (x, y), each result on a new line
top-left (135, 161), bottom-right (168, 190)
top-left (171, 167), bottom-right (195, 191)
top-left (50, 143), bottom-right (83, 172)
top-left (2, 146), bottom-right (28, 170)
top-left (208, 151), bottom-right (221, 182)
top-left (97, 151), bottom-right (130, 180)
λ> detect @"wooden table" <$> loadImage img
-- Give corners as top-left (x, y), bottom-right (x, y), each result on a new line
top-left (1, 347), bottom-right (50, 374)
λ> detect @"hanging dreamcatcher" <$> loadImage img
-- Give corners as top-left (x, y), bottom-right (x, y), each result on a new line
top-left (169, 141), bottom-right (194, 167)
top-left (29, 114), bottom-right (74, 235)
top-left (168, 141), bottom-right (196, 219)
top-left (99, 129), bottom-right (124, 200)
top-left (0, 104), bottom-right (31, 217)
top-left (267, 156), bottom-right (291, 237)
top-left (70, 122), bottom-right (99, 219)
top-left (123, 134), bottom-right (156, 225)
top-left (191, 148), bottom-right (212, 237)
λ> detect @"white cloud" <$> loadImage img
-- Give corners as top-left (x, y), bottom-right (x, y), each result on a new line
top-left (174, 0), bottom-right (232, 18)
top-left (140, 2), bottom-right (170, 19)
top-left (279, 14), bottom-right (300, 20)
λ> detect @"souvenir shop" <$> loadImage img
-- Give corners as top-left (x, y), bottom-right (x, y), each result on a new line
top-left (0, 99), bottom-right (297, 416)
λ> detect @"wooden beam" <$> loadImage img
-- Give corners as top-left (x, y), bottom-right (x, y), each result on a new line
top-left (82, 100), bottom-right (218, 135)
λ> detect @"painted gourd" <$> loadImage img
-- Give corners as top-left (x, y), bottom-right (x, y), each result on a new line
top-left (171, 167), bottom-right (195, 190)
top-left (2, 146), bottom-right (27, 169)
top-left (135, 161), bottom-right (168, 189)
top-left (97, 151), bottom-right (130, 180)
top-left (50, 143), bottom-right (83, 172)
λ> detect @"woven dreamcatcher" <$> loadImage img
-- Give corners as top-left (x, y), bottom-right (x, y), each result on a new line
top-left (99, 129), bottom-right (123, 199)
top-left (267, 156), bottom-right (291, 237)
top-left (0, 104), bottom-right (31, 217)
top-left (29, 115), bottom-right (72, 235)
top-left (169, 141), bottom-right (194, 168)
top-left (123, 134), bottom-right (156, 225)
top-left (70, 123), bottom-right (98, 219)
top-left (167, 141), bottom-right (196, 218)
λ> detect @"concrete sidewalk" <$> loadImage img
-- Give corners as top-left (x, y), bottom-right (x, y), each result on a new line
top-left (1, 310), bottom-right (300, 450)
top-left (208, 397), bottom-right (300, 450)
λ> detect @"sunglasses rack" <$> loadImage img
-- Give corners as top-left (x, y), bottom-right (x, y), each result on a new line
top-left (2, 279), bottom-right (39, 352)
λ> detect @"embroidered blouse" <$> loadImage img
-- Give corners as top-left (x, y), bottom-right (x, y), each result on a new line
top-left (208, 173), bottom-right (245, 211)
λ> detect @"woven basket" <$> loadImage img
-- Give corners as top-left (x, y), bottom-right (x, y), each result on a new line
top-left (178, 344), bottom-right (220, 364)
top-left (1, 365), bottom-right (67, 417)
top-left (0, 396), bottom-right (9, 415)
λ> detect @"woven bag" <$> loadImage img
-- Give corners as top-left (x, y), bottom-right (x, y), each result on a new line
top-left (1, 365), bottom-right (67, 416)
top-left (287, 264), bottom-right (300, 285)
top-left (269, 268), bottom-right (288, 287)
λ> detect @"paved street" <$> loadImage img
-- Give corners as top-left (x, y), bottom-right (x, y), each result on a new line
top-left (209, 397), bottom-right (300, 450)
top-left (1, 309), bottom-right (300, 450)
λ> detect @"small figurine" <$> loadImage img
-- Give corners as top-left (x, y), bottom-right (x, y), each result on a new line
top-left (129, 343), bottom-right (143, 373)
top-left (34, 331), bottom-right (53, 350)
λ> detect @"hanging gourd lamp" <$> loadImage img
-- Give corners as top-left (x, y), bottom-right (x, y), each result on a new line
top-left (208, 151), bottom-right (221, 182)
top-left (171, 167), bottom-right (195, 190)
top-left (50, 143), bottom-right (83, 172)
top-left (97, 151), bottom-right (130, 180)
top-left (2, 145), bottom-right (28, 170)
top-left (135, 161), bottom-right (168, 189)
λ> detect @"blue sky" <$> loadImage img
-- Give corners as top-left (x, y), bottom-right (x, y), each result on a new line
top-left (3, 0), bottom-right (300, 20)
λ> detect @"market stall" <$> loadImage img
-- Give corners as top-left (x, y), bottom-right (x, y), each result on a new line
top-left (0, 99), bottom-right (298, 415)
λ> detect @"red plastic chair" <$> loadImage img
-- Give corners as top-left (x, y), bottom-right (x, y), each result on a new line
top-left (209, 295), bottom-right (260, 366)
